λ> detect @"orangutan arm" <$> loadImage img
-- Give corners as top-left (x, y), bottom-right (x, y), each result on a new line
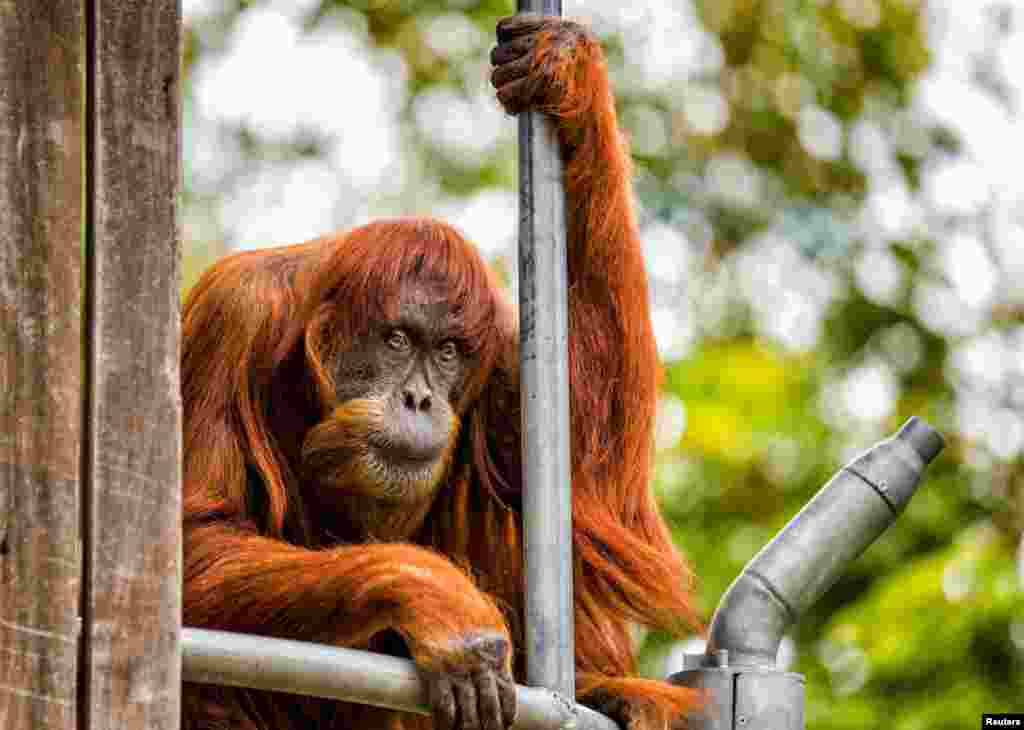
top-left (184, 520), bottom-right (515, 682)
top-left (489, 16), bottom-right (702, 728)
top-left (491, 16), bottom-right (659, 489)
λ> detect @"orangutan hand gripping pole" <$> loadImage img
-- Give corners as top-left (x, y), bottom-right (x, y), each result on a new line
top-left (181, 14), bottom-right (700, 730)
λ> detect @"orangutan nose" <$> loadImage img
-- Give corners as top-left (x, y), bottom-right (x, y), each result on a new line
top-left (403, 386), bottom-right (432, 413)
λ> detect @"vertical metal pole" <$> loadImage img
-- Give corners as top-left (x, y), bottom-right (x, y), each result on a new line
top-left (517, 0), bottom-right (575, 701)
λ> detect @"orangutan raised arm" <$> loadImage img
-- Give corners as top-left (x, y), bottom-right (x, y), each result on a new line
top-left (490, 15), bottom-right (665, 530)
top-left (181, 15), bottom-right (699, 730)
top-left (488, 16), bottom-right (700, 725)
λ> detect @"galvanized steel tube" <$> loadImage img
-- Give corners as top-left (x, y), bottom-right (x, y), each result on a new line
top-left (516, 0), bottom-right (575, 702)
top-left (705, 417), bottom-right (945, 667)
top-left (182, 629), bottom-right (618, 730)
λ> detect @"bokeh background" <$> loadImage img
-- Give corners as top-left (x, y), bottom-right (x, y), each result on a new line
top-left (181, 0), bottom-right (1024, 725)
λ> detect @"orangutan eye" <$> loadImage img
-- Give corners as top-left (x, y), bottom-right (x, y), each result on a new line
top-left (437, 340), bottom-right (460, 363)
top-left (387, 329), bottom-right (411, 352)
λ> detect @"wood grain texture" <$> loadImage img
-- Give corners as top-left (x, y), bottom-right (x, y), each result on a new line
top-left (85, 1), bottom-right (182, 728)
top-left (0, 2), bottom-right (85, 729)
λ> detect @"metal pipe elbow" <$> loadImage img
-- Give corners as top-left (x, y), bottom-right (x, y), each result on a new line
top-left (705, 568), bottom-right (795, 667)
top-left (705, 417), bottom-right (944, 669)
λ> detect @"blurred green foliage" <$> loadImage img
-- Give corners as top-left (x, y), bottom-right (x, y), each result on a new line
top-left (183, 0), bottom-right (1024, 725)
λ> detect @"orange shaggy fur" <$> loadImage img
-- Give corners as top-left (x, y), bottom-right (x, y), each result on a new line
top-left (181, 23), bottom-right (700, 730)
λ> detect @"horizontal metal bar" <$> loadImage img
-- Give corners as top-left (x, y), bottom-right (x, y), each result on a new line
top-left (182, 628), bottom-right (619, 730)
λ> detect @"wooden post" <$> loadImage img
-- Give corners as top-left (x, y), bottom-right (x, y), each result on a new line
top-left (81, 2), bottom-right (182, 729)
top-left (0, 3), bottom-right (86, 729)
top-left (1, 2), bottom-right (183, 729)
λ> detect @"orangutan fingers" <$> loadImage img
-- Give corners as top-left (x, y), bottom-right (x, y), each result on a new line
top-left (475, 671), bottom-right (503, 730)
top-left (497, 675), bottom-right (518, 729)
top-left (496, 13), bottom-right (547, 43)
top-left (490, 52), bottom-right (533, 90)
top-left (430, 676), bottom-right (457, 730)
top-left (455, 677), bottom-right (480, 730)
top-left (490, 35), bottom-right (534, 66)
top-left (495, 77), bottom-right (538, 116)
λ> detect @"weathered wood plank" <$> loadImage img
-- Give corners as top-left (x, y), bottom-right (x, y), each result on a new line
top-left (0, 2), bottom-right (85, 729)
top-left (85, 1), bottom-right (182, 729)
